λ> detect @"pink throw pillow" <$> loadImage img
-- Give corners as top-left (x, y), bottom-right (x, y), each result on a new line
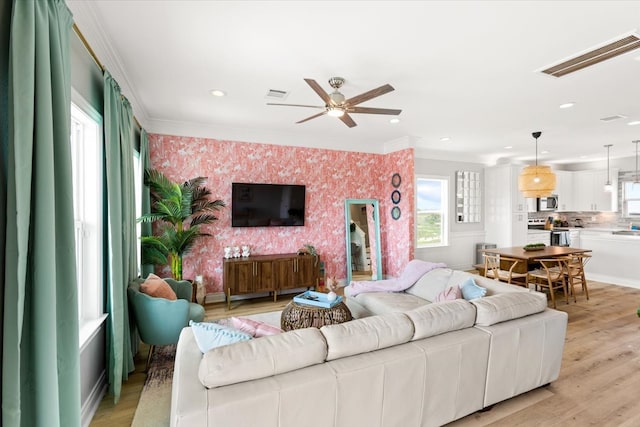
top-left (231, 317), bottom-right (283, 338)
top-left (434, 286), bottom-right (462, 302)
top-left (140, 273), bottom-right (177, 300)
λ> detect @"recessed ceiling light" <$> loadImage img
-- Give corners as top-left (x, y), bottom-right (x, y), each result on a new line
top-left (540, 150), bottom-right (550, 154)
top-left (559, 102), bottom-right (575, 109)
top-left (504, 146), bottom-right (513, 149)
top-left (628, 120), bottom-right (640, 126)
top-left (580, 155), bottom-right (588, 158)
top-left (389, 118), bottom-right (400, 124)
top-left (440, 137), bottom-right (451, 142)
top-left (210, 89), bottom-right (226, 97)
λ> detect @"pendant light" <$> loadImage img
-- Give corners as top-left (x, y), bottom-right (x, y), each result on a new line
top-left (518, 131), bottom-right (556, 198)
top-left (604, 144), bottom-right (613, 192)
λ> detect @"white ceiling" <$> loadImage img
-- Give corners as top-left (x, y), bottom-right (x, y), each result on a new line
top-left (67, 0), bottom-right (640, 166)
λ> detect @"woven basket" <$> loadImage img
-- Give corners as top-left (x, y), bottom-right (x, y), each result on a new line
top-left (281, 300), bottom-right (352, 331)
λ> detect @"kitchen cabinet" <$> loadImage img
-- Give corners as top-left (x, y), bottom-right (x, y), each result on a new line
top-left (527, 230), bottom-right (550, 246)
top-left (224, 253), bottom-right (319, 308)
top-left (484, 165), bottom-right (527, 247)
top-left (572, 169), bottom-right (617, 212)
top-left (554, 170), bottom-right (573, 211)
top-left (580, 231), bottom-right (639, 288)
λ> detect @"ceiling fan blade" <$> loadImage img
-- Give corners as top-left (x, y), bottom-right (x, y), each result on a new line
top-left (345, 84), bottom-right (394, 106)
top-left (267, 103), bottom-right (324, 109)
top-left (296, 111), bottom-right (327, 124)
top-left (339, 113), bottom-right (357, 128)
top-left (349, 106), bottom-right (402, 115)
top-left (304, 79), bottom-right (333, 105)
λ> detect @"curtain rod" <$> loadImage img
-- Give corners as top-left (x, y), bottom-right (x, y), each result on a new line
top-left (72, 23), bottom-right (142, 130)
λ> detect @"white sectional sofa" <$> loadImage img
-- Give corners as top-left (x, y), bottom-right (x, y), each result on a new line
top-left (170, 267), bottom-right (568, 427)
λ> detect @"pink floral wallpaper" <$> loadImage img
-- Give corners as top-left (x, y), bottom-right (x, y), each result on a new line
top-left (148, 133), bottom-right (414, 293)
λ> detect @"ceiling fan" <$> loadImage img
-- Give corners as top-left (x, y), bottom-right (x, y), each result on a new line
top-left (267, 77), bottom-right (401, 128)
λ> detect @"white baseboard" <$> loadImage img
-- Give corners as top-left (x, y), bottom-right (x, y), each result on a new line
top-left (82, 371), bottom-right (107, 427)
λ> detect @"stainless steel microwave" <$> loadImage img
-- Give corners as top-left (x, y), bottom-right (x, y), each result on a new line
top-left (538, 195), bottom-right (558, 211)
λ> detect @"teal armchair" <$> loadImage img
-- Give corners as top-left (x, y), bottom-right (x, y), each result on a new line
top-left (128, 278), bottom-right (205, 369)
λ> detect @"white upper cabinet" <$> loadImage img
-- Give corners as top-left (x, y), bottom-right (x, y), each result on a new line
top-left (572, 169), bottom-right (617, 212)
top-left (510, 165), bottom-right (526, 212)
top-left (554, 170), bottom-right (573, 211)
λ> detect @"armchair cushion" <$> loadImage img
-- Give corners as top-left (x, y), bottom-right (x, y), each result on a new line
top-left (140, 273), bottom-right (177, 300)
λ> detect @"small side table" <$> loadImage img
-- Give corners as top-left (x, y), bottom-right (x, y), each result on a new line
top-left (281, 300), bottom-right (352, 331)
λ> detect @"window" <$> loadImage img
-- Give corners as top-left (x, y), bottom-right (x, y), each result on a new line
top-left (416, 176), bottom-right (448, 247)
top-left (70, 101), bottom-right (105, 346)
top-left (623, 181), bottom-right (640, 217)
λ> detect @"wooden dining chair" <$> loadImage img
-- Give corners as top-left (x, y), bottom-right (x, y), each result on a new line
top-left (564, 253), bottom-right (591, 301)
top-left (483, 254), bottom-right (528, 286)
top-left (527, 258), bottom-right (569, 308)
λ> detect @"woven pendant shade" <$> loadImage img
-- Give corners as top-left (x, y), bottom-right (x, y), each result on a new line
top-left (518, 165), bottom-right (556, 198)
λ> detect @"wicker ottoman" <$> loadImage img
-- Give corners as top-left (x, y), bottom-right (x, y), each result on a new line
top-left (281, 300), bottom-right (353, 331)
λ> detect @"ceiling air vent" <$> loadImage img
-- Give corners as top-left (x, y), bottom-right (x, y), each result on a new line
top-left (600, 115), bottom-right (627, 122)
top-left (540, 33), bottom-right (640, 77)
top-left (265, 89), bottom-right (289, 100)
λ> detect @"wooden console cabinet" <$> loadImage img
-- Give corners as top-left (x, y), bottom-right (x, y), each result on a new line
top-left (223, 253), bottom-right (320, 309)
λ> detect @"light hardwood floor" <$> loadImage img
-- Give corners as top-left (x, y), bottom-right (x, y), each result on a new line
top-left (90, 282), bottom-right (640, 426)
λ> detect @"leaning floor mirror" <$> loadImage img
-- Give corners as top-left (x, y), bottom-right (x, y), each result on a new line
top-left (345, 199), bottom-right (382, 284)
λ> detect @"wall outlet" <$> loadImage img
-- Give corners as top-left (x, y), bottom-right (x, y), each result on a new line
top-left (591, 216), bottom-right (597, 221)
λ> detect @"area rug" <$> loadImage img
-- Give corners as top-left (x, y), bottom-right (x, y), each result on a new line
top-left (131, 310), bottom-right (282, 427)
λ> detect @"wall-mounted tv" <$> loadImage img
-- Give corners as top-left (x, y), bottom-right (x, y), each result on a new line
top-left (231, 183), bottom-right (306, 227)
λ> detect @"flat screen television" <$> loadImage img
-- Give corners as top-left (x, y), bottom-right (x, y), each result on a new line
top-left (231, 183), bottom-right (306, 227)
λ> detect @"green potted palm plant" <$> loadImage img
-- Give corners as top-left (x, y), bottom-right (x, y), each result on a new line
top-left (138, 169), bottom-right (225, 280)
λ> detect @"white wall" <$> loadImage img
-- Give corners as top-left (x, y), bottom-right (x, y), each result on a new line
top-left (414, 157), bottom-right (486, 270)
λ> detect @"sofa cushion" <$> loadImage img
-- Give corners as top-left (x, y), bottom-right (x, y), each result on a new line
top-left (405, 299), bottom-right (476, 340)
top-left (198, 327), bottom-right (327, 389)
top-left (140, 273), bottom-right (177, 300)
top-left (405, 267), bottom-right (453, 302)
top-left (459, 277), bottom-right (487, 300)
top-left (189, 321), bottom-right (252, 353)
top-left (321, 312), bottom-right (414, 361)
top-left (471, 292), bottom-right (547, 326)
top-left (350, 292), bottom-right (429, 315)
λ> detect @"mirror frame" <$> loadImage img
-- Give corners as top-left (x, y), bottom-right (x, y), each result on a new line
top-left (345, 199), bottom-right (382, 284)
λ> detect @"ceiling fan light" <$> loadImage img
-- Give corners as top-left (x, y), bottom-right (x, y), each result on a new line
top-left (327, 107), bottom-right (344, 117)
top-left (518, 165), bottom-right (557, 198)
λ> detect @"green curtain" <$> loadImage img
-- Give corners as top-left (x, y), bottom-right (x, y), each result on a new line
top-left (3, 0), bottom-right (80, 426)
top-left (103, 71), bottom-right (137, 402)
top-left (140, 129), bottom-right (154, 278)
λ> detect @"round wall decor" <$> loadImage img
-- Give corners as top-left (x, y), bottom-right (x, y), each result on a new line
top-left (391, 189), bottom-right (401, 204)
top-left (391, 173), bottom-right (401, 188)
top-left (391, 206), bottom-right (401, 220)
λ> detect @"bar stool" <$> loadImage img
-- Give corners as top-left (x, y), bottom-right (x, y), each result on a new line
top-left (527, 258), bottom-right (569, 308)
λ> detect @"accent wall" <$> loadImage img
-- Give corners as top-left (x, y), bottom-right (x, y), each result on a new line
top-left (148, 133), bottom-right (414, 294)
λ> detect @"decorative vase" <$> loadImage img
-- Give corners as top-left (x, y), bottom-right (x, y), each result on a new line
top-left (327, 291), bottom-right (337, 302)
top-left (195, 275), bottom-right (206, 305)
top-left (233, 246), bottom-right (241, 258)
top-left (241, 245), bottom-right (250, 257)
top-left (224, 247), bottom-right (232, 259)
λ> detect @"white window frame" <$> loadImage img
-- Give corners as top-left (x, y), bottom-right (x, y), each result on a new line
top-left (71, 93), bottom-right (107, 348)
top-left (133, 150), bottom-right (142, 276)
top-left (623, 181), bottom-right (640, 218)
top-left (415, 175), bottom-right (449, 248)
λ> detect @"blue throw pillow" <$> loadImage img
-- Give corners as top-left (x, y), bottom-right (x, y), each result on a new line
top-left (459, 277), bottom-right (487, 300)
top-left (189, 320), bottom-right (252, 353)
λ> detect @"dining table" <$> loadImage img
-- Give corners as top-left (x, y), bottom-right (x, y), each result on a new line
top-left (481, 246), bottom-right (592, 274)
